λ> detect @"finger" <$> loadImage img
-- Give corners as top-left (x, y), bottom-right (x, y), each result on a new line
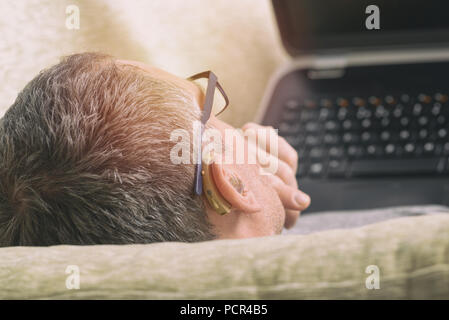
top-left (266, 174), bottom-right (309, 229)
top-left (273, 158), bottom-right (298, 188)
top-left (284, 209), bottom-right (300, 229)
top-left (243, 123), bottom-right (298, 173)
top-left (257, 150), bottom-right (297, 187)
top-left (278, 136), bottom-right (299, 173)
top-left (266, 174), bottom-right (310, 211)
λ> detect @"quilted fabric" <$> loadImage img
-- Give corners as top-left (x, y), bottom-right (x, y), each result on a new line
top-left (1, 215), bottom-right (448, 299)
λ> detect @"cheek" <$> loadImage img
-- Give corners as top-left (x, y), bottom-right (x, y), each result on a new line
top-left (259, 175), bottom-right (285, 232)
top-left (273, 190), bottom-right (285, 233)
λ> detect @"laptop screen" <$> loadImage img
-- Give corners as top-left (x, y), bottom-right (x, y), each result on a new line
top-left (273, 0), bottom-right (449, 55)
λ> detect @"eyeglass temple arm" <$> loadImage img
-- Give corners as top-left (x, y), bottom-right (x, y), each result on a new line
top-left (194, 124), bottom-right (204, 195)
top-left (194, 72), bottom-right (217, 195)
top-left (190, 71), bottom-right (229, 196)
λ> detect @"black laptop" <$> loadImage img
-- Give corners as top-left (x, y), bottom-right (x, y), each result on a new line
top-left (258, 0), bottom-right (449, 212)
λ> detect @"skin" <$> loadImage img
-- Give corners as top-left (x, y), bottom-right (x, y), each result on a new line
top-left (118, 60), bottom-right (311, 239)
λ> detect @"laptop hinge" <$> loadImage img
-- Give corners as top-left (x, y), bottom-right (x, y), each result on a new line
top-left (307, 54), bottom-right (347, 79)
top-left (312, 54), bottom-right (347, 69)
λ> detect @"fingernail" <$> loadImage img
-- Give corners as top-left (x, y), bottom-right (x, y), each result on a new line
top-left (295, 191), bottom-right (310, 207)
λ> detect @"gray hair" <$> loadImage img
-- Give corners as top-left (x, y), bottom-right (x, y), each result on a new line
top-left (0, 53), bottom-right (215, 246)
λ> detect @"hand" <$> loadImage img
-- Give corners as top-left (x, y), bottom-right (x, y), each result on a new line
top-left (242, 122), bottom-right (311, 229)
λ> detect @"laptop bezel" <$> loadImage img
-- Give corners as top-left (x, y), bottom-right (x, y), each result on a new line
top-left (273, 0), bottom-right (449, 57)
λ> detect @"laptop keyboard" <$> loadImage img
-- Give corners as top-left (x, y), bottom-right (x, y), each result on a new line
top-left (278, 93), bottom-right (449, 179)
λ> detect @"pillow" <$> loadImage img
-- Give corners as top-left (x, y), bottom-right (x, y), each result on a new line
top-left (1, 214), bottom-right (448, 299)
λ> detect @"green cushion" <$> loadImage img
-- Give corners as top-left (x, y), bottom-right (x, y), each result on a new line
top-left (1, 214), bottom-right (448, 299)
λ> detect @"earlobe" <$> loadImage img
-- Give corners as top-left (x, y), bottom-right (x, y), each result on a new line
top-left (210, 161), bottom-right (261, 213)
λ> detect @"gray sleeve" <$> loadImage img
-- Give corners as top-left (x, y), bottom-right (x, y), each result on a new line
top-left (284, 205), bottom-right (449, 235)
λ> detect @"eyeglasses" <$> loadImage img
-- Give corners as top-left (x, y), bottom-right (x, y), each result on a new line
top-left (187, 71), bottom-right (229, 196)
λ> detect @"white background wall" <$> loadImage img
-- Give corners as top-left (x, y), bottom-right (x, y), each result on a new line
top-left (0, 0), bottom-right (287, 126)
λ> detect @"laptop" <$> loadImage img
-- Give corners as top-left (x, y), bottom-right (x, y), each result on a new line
top-left (257, 0), bottom-right (449, 212)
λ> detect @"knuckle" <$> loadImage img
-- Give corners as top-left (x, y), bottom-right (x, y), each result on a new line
top-left (242, 122), bottom-right (257, 131)
top-left (279, 162), bottom-right (296, 185)
top-left (264, 125), bottom-right (276, 133)
top-left (289, 151), bottom-right (299, 164)
top-left (244, 122), bottom-right (255, 127)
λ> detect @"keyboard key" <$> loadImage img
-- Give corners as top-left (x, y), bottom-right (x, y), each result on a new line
top-left (328, 160), bottom-right (347, 178)
top-left (282, 110), bottom-right (300, 122)
top-left (399, 130), bottom-right (410, 140)
top-left (437, 115), bottom-right (446, 125)
top-left (380, 118), bottom-right (390, 128)
top-left (393, 105), bottom-right (403, 118)
top-left (353, 97), bottom-right (365, 107)
top-left (285, 99), bottom-right (301, 110)
top-left (418, 116), bottom-right (429, 126)
top-left (309, 162), bottom-right (324, 177)
top-left (400, 94), bottom-right (410, 103)
top-left (403, 143), bottom-right (415, 154)
top-left (305, 122), bottom-right (320, 133)
top-left (337, 108), bottom-right (349, 120)
top-left (413, 103), bottom-right (423, 116)
top-left (385, 143), bottom-right (396, 155)
top-left (418, 128), bottom-right (428, 140)
top-left (423, 142), bottom-right (435, 154)
top-left (305, 135), bottom-right (321, 147)
top-left (320, 98), bottom-right (333, 108)
top-left (418, 94), bottom-right (432, 104)
top-left (385, 95), bottom-right (396, 105)
top-left (304, 99), bottom-right (317, 108)
top-left (400, 117), bottom-right (410, 127)
top-left (319, 107), bottom-right (334, 120)
top-left (356, 107), bottom-right (372, 119)
top-left (300, 109), bottom-right (319, 122)
top-left (366, 144), bottom-right (383, 157)
top-left (279, 122), bottom-right (301, 134)
top-left (323, 133), bottom-right (340, 145)
top-left (284, 135), bottom-right (303, 148)
top-left (375, 105), bottom-right (389, 118)
top-left (309, 147), bottom-right (325, 160)
top-left (361, 119), bottom-right (372, 129)
top-left (438, 128), bottom-right (448, 139)
top-left (329, 146), bottom-right (345, 159)
top-left (324, 120), bottom-right (339, 131)
top-left (337, 98), bottom-right (349, 108)
top-left (380, 131), bottom-right (391, 141)
top-left (435, 93), bottom-right (448, 103)
top-left (343, 132), bottom-right (359, 144)
top-left (431, 103), bottom-right (442, 116)
top-left (363, 131), bottom-right (379, 144)
top-left (347, 145), bottom-right (363, 158)
top-left (280, 91), bottom-right (449, 180)
top-left (368, 96), bottom-right (381, 106)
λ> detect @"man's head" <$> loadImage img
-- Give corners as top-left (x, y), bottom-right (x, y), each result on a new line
top-left (0, 53), bottom-right (307, 247)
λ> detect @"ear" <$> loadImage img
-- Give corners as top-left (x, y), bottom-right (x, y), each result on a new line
top-left (210, 161), bottom-right (261, 213)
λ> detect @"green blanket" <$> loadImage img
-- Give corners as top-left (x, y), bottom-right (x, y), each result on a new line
top-left (1, 215), bottom-right (448, 299)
